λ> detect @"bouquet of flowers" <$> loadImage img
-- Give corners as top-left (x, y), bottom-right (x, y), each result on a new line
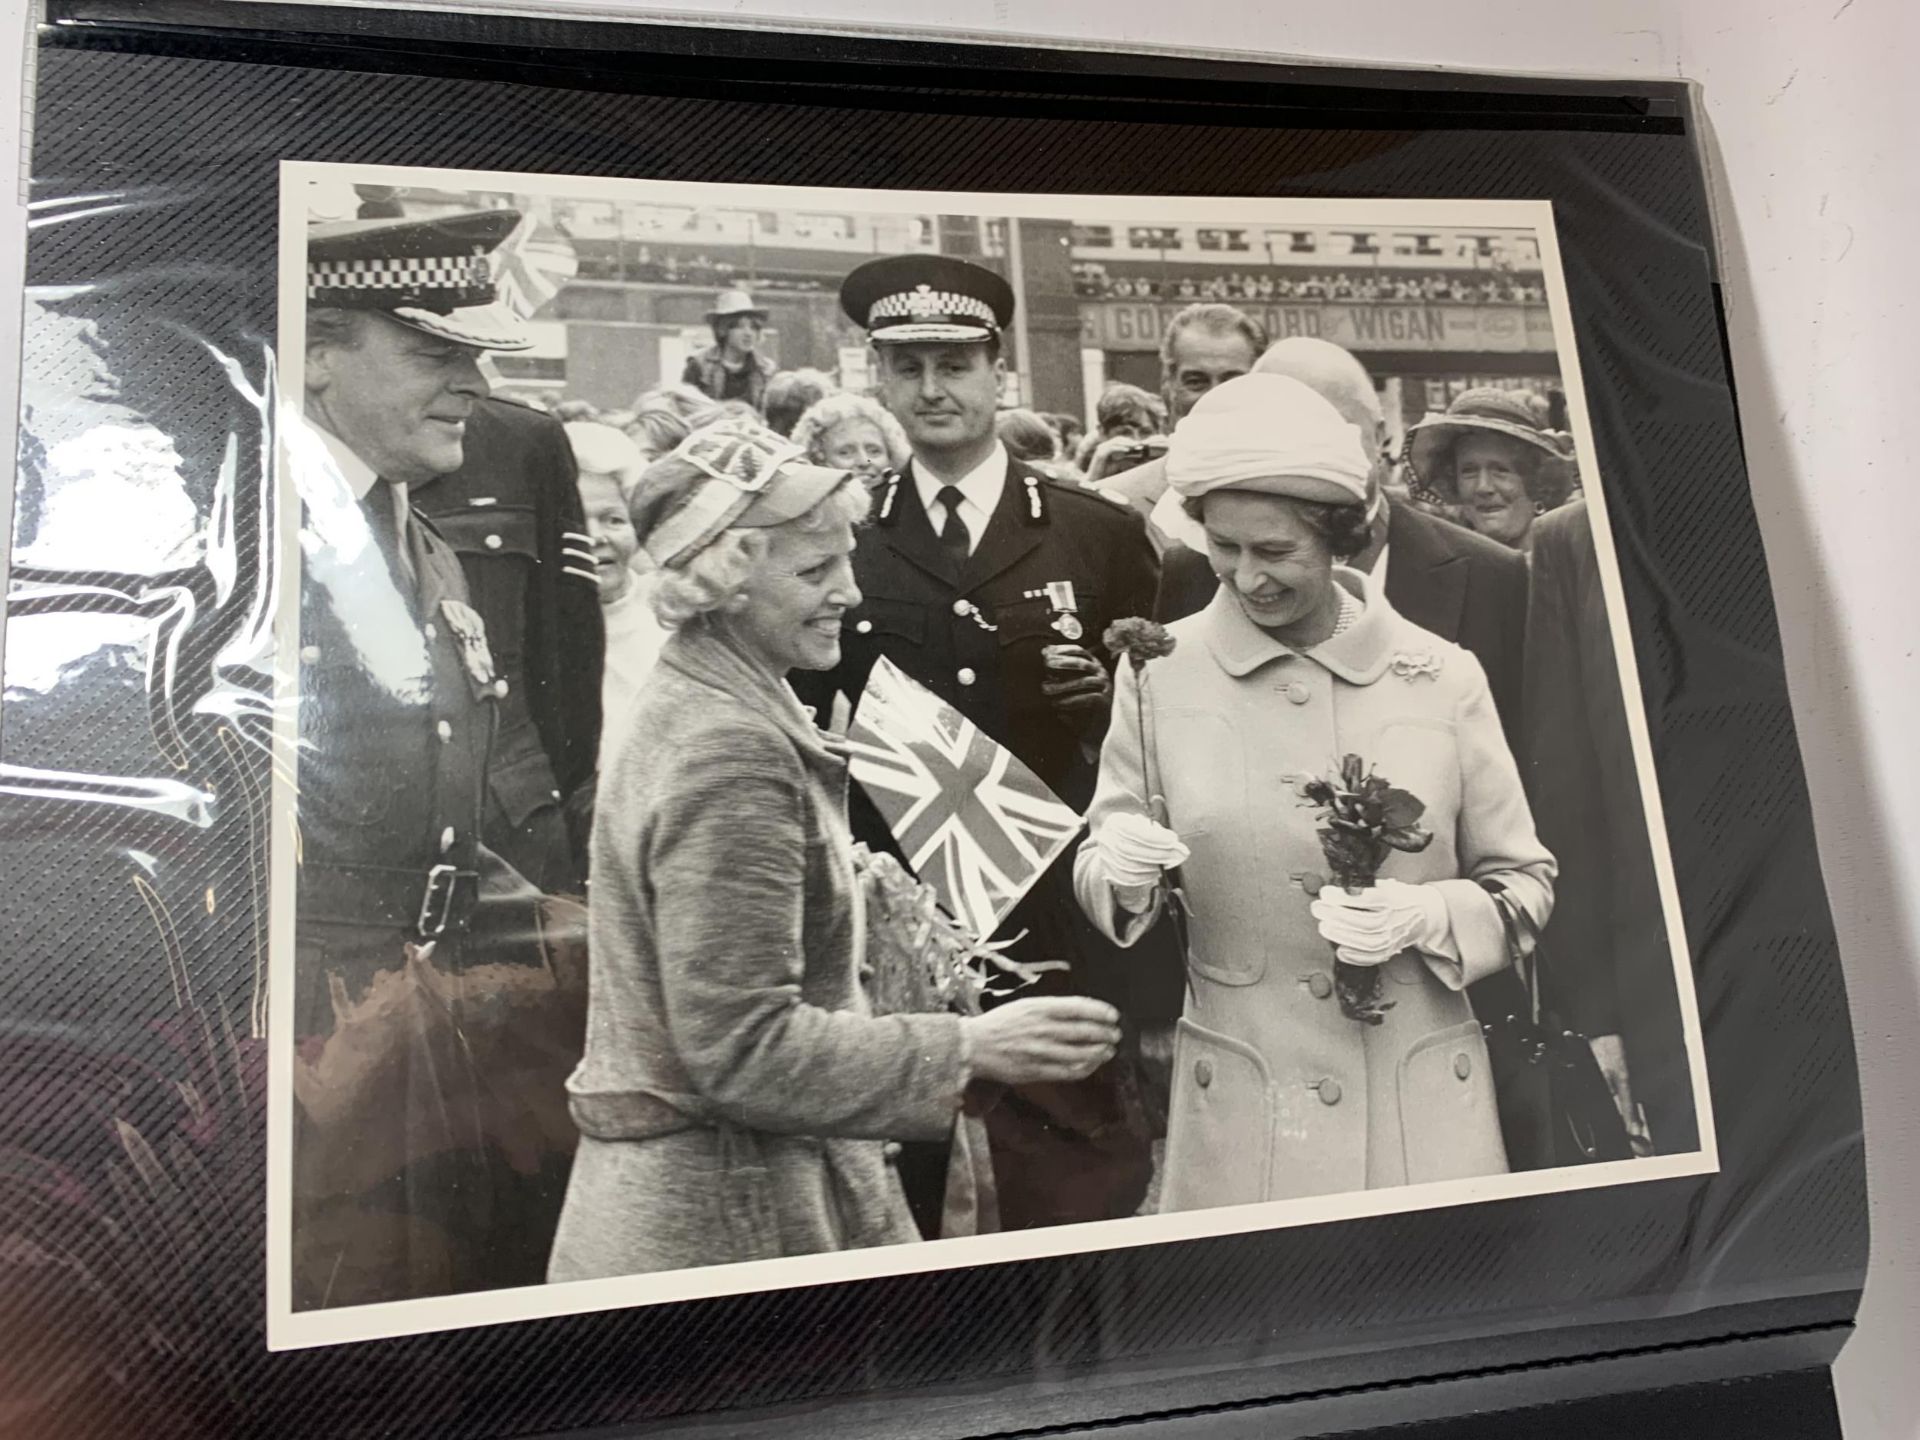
top-left (1302, 754), bottom-right (1434, 1025)
top-left (855, 844), bottom-right (1063, 1018)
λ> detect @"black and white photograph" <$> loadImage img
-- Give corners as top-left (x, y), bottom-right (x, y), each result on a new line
top-left (266, 163), bottom-right (1715, 1348)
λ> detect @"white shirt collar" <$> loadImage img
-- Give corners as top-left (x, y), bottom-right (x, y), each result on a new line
top-left (311, 419), bottom-right (382, 502)
top-left (913, 440), bottom-right (1009, 546)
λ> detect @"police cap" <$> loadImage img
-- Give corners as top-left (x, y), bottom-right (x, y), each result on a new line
top-left (306, 208), bottom-right (534, 352)
top-left (839, 254), bottom-right (1015, 346)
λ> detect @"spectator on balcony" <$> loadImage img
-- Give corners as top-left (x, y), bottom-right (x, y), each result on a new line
top-left (681, 289), bottom-right (775, 413)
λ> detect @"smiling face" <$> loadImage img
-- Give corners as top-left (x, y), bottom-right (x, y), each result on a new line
top-left (576, 471), bottom-right (638, 604)
top-left (304, 312), bottom-right (488, 484)
top-left (1164, 324), bottom-right (1259, 425)
top-left (720, 315), bottom-right (763, 358)
top-left (875, 342), bottom-right (1004, 460)
top-left (820, 417), bottom-right (892, 478)
top-left (1453, 433), bottom-right (1537, 547)
top-left (732, 514), bottom-right (864, 673)
top-left (1200, 489), bottom-right (1340, 643)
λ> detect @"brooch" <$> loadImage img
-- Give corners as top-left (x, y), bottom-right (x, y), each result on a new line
top-left (1389, 651), bottom-right (1443, 682)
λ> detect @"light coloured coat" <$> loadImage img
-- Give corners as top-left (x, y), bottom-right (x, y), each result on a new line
top-left (1076, 567), bottom-right (1555, 1210)
top-left (548, 621), bottom-right (967, 1282)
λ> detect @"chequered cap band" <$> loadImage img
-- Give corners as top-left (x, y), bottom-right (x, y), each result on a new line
top-left (867, 287), bottom-right (998, 327)
top-left (307, 253), bottom-right (494, 306)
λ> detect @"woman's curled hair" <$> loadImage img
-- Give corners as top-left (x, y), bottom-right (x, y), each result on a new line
top-left (1181, 492), bottom-right (1373, 562)
top-left (643, 460), bottom-right (873, 629)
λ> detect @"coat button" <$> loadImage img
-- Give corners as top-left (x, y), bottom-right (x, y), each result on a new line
top-left (440, 826), bottom-right (456, 853)
top-left (952, 599), bottom-right (972, 616)
top-left (957, 667), bottom-right (977, 687)
top-left (882, 1141), bottom-right (902, 1163)
top-left (1454, 1053), bottom-right (1472, 1080)
top-left (1286, 681), bottom-right (1310, 705)
top-left (493, 679), bottom-right (510, 698)
top-left (1317, 1079), bottom-right (1343, 1106)
top-left (1194, 1058), bottom-right (1213, 1088)
top-left (856, 619), bottom-right (873, 634)
top-left (1299, 871), bottom-right (1326, 896)
top-left (436, 720), bottom-right (453, 742)
top-left (484, 534), bottom-right (504, 550)
top-left (298, 644), bottom-right (321, 664)
top-left (423, 622), bottom-right (437, 641)
top-left (1307, 972), bottom-right (1333, 1000)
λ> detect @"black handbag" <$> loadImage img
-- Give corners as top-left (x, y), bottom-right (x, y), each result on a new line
top-left (1477, 880), bottom-right (1633, 1167)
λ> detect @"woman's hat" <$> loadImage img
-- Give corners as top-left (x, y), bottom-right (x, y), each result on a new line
top-left (630, 416), bottom-right (850, 568)
top-left (1165, 372), bottom-right (1371, 506)
top-left (1405, 387), bottom-right (1573, 496)
top-left (705, 289), bottom-right (769, 324)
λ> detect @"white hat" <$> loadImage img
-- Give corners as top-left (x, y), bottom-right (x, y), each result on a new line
top-left (1165, 372), bottom-right (1370, 506)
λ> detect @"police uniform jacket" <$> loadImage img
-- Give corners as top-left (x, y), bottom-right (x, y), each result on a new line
top-left (295, 484), bottom-right (522, 1017)
top-left (1075, 567), bottom-right (1556, 1208)
top-left (411, 396), bottom-right (603, 890)
top-left (800, 456), bottom-right (1158, 813)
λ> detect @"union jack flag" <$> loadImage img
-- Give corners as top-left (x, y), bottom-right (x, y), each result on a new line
top-left (847, 657), bottom-right (1085, 941)
top-left (492, 208), bottom-right (579, 320)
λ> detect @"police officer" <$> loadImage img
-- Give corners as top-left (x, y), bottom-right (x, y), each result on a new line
top-left (795, 254), bottom-right (1160, 1234)
top-left (292, 208), bottom-right (584, 1307)
top-left (410, 392), bottom-right (605, 893)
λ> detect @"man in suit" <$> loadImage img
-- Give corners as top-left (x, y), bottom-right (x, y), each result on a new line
top-left (794, 253), bottom-right (1159, 1234)
top-left (1524, 500), bottom-right (1696, 1157)
top-left (1151, 337), bottom-right (1528, 740)
top-left (411, 394), bottom-right (604, 892)
top-left (293, 209), bottom-right (584, 1306)
top-left (1091, 302), bottom-right (1268, 549)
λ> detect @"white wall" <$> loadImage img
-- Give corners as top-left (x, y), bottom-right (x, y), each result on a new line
top-left (1, 0), bottom-right (1913, 1431)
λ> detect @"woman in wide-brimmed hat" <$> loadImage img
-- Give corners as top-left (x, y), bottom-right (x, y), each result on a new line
top-left (1073, 373), bottom-right (1555, 1212)
top-left (1406, 388), bottom-right (1575, 551)
top-left (680, 288), bottom-right (777, 412)
top-left (548, 418), bottom-right (1123, 1281)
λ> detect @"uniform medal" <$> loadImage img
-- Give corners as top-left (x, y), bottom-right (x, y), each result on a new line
top-left (1045, 580), bottom-right (1083, 640)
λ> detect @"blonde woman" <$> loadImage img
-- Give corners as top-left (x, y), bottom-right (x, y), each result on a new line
top-left (549, 422), bottom-right (1122, 1280)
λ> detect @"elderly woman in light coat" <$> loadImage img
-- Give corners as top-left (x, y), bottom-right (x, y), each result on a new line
top-left (549, 421), bottom-right (1121, 1281)
top-left (1074, 374), bottom-right (1556, 1211)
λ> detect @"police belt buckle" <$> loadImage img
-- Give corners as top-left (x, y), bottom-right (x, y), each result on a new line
top-left (418, 862), bottom-right (461, 938)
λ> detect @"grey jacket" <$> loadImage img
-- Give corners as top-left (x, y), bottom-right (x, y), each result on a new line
top-left (552, 620), bottom-right (966, 1275)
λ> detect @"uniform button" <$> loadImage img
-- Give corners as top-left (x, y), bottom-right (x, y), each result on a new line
top-left (882, 1141), bottom-right (902, 1163)
top-left (436, 720), bottom-right (453, 742)
top-left (298, 644), bottom-right (321, 664)
top-left (493, 679), bottom-right (510, 698)
top-left (439, 826), bottom-right (456, 853)
top-left (1286, 681), bottom-right (1311, 705)
top-left (1299, 871), bottom-right (1326, 896)
top-left (1307, 972), bottom-right (1333, 1000)
top-left (855, 619), bottom-right (873, 634)
top-left (957, 667), bottom-right (977, 687)
top-left (1454, 1054), bottom-right (1473, 1081)
top-left (952, 599), bottom-right (972, 616)
top-left (1317, 1079), bottom-right (1343, 1106)
top-left (551, 788), bottom-right (562, 801)
top-left (484, 534), bottom-right (504, 550)
top-left (1194, 1059), bottom-right (1213, 1088)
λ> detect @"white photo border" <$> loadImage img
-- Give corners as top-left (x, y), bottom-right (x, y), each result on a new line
top-left (267, 159), bottom-right (1718, 1351)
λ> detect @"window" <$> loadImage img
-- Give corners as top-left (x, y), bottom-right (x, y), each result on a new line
top-left (1336, 231), bottom-right (1379, 256)
top-left (1196, 227), bottom-right (1251, 252)
top-left (1071, 224), bottom-right (1115, 248)
top-left (1127, 226), bottom-right (1182, 251)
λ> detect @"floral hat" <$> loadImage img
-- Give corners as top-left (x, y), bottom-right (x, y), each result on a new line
top-left (630, 416), bottom-right (851, 568)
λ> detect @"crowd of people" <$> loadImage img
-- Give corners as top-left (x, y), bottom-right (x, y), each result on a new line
top-left (290, 209), bottom-right (1692, 1312)
top-left (1074, 265), bottom-right (1549, 305)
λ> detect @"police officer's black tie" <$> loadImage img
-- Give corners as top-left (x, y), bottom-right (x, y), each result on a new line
top-left (935, 484), bottom-right (971, 567)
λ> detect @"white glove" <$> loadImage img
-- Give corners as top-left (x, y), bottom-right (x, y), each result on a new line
top-left (1092, 812), bottom-right (1191, 892)
top-left (1309, 878), bottom-right (1449, 966)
